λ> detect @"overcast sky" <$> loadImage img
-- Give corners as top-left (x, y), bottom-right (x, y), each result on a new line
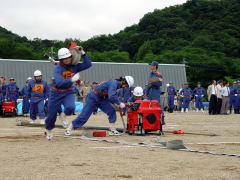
top-left (0, 0), bottom-right (187, 41)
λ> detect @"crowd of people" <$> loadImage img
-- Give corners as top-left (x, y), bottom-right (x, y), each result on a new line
top-left (1, 44), bottom-right (240, 140)
top-left (163, 80), bottom-right (240, 115)
top-left (0, 74), bottom-right (98, 119)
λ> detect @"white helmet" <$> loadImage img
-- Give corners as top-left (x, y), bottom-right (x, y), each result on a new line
top-left (27, 77), bottom-right (32, 80)
top-left (133, 86), bottom-right (143, 96)
top-left (34, 70), bottom-right (42, 77)
top-left (125, 76), bottom-right (134, 87)
top-left (58, 48), bottom-right (72, 60)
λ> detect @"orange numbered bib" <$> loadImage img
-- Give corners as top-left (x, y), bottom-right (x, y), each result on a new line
top-left (32, 84), bottom-right (44, 93)
top-left (62, 71), bottom-right (74, 79)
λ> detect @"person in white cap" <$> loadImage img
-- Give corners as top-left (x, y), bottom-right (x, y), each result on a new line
top-left (65, 76), bottom-right (134, 136)
top-left (45, 47), bottom-right (92, 140)
top-left (127, 86), bottom-right (144, 103)
top-left (27, 70), bottom-right (48, 124)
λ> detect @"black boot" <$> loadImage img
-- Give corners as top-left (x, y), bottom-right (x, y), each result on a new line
top-left (234, 109), bottom-right (237, 114)
top-left (229, 109), bottom-right (232, 114)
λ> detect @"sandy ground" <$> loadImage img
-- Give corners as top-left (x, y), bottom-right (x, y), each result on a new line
top-left (0, 111), bottom-right (240, 180)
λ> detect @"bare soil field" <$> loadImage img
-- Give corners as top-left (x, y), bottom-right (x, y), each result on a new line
top-left (0, 112), bottom-right (240, 180)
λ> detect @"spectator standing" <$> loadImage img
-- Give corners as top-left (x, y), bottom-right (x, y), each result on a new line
top-left (229, 81), bottom-right (237, 114)
top-left (207, 80), bottom-right (217, 115)
top-left (0, 77), bottom-right (6, 115)
top-left (177, 84), bottom-right (184, 111)
top-left (216, 80), bottom-right (223, 114)
top-left (193, 82), bottom-right (206, 112)
top-left (167, 82), bottom-right (176, 113)
top-left (220, 82), bottom-right (230, 115)
top-left (235, 81), bottom-right (240, 114)
top-left (20, 77), bottom-right (32, 116)
top-left (6, 77), bottom-right (19, 102)
top-left (180, 83), bottom-right (192, 113)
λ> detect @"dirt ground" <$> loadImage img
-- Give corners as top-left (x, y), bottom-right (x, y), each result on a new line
top-left (0, 111), bottom-right (240, 180)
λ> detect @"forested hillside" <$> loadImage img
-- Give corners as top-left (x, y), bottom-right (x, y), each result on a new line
top-left (0, 0), bottom-right (239, 85)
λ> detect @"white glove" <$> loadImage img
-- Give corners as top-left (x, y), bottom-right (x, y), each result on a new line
top-left (49, 57), bottom-right (56, 64)
top-left (119, 102), bottom-right (125, 109)
top-left (43, 100), bottom-right (46, 104)
top-left (235, 94), bottom-right (237, 96)
top-left (71, 73), bottom-right (80, 82)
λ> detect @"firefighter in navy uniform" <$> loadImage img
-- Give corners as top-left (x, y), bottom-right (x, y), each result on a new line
top-left (229, 81), bottom-right (237, 114)
top-left (45, 47), bottom-right (92, 140)
top-left (27, 70), bottom-right (48, 124)
top-left (234, 81), bottom-right (240, 114)
top-left (6, 78), bottom-right (19, 103)
top-left (65, 76), bottom-right (134, 136)
top-left (20, 77), bottom-right (32, 116)
top-left (193, 82), bottom-right (206, 112)
top-left (167, 82), bottom-right (176, 113)
top-left (180, 83), bottom-right (193, 113)
top-left (127, 87), bottom-right (144, 103)
top-left (0, 78), bottom-right (6, 116)
top-left (145, 61), bottom-right (163, 103)
top-left (117, 87), bottom-right (133, 115)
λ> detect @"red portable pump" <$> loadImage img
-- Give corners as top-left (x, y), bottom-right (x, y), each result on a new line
top-left (1, 101), bottom-right (17, 117)
top-left (127, 100), bottom-right (163, 135)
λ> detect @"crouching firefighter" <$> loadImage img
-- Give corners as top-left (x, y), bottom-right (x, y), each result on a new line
top-left (45, 47), bottom-right (92, 140)
top-left (65, 76), bottom-right (134, 136)
top-left (27, 70), bottom-right (48, 124)
top-left (127, 86), bottom-right (144, 103)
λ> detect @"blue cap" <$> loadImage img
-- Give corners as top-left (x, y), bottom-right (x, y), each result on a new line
top-left (149, 61), bottom-right (158, 66)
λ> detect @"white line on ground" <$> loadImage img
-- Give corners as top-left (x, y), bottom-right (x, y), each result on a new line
top-left (185, 142), bottom-right (240, 145)
top-left (0, 132), bottom-right (43, 136)
top-left (89, 146), bottom-right (138, 149)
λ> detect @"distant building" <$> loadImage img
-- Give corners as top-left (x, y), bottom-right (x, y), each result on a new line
top-left (0, 59), bottom-right (187, 91)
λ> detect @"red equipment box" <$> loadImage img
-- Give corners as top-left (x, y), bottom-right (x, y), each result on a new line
top-left (127, 100), bottom-right (162, 135)
top-left (2, 101), bottom-right (17, 117)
